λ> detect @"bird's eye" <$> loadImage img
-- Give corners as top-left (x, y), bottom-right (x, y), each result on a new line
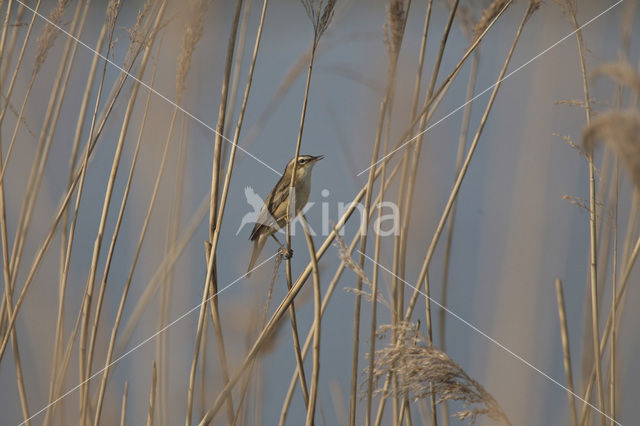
top-left (298, 158), bottom-right (306, 164)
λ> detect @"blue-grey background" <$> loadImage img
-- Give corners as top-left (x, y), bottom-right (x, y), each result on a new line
top-left (0, 0), bottom-right (638, 425)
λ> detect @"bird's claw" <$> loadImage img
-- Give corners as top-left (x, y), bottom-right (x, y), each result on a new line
top-left (278, 247), bottom-right (293, 259)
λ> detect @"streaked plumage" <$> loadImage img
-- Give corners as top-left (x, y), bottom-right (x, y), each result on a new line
top-left (247, 155), bottom-right (323, 275)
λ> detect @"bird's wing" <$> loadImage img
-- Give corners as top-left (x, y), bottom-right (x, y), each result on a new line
top-left (249, 174), bottom-right (290, 240)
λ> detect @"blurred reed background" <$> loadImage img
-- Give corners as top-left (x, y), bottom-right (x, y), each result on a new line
top-left (0, 0), bottom-right (638, 425)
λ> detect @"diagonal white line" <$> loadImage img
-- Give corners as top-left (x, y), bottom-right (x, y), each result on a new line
top-left (357, 0), bottom-right (623, 176)
top-left (357, 250), bottom-right (622, 426)
top-left (19, 252), bottom-right (279, 426)
top-left (14, 0), bottom-right (281, 176)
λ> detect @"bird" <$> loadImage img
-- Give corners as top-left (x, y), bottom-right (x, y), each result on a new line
top-left (247, 154), bottom-right (323, 275)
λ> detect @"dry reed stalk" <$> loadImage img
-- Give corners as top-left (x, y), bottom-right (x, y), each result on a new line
top-left (149, 49), bottom-right (188, 426)
top-left (556, 279), bottom-right (578, 426)
top-left (282, 1), bottom-right (337, 420)
top-left (90, 5), bottom-right (170, 424)
top-left (0, 0), bottom-right (114, 372)
top-left (114, 197), bottom-right (209, 356)
top-left (239, 33), bottom-right (375, 163)
top-left (603, 54), bottom-right (632, 421)
top-left (46, 23), bottom-right (109, 425)
top-left (364, 0), bottom-right (512, 178)
top-left (224, 0), bottom-right (253, 140)
top-left (282, 1), bottom-right (337, 418)
top-left (387, 7), bottom-right (512, 349)
top-left (380, 1), bottom-right (429, 420)
top-left (92, 94), bottom-right (174, 420)
top-left (80, 1), bottom-right (159, 416)
top-left (354, 95), bottom-right (387, 426)
top-left (56, 16), bottom-right (107, 304)
top-left (1, 1), bottom-right (80, 424)
top-left (0, 1), bottom-right (27, 422)
top-left (254, 360), bottom-right (265, 426)
top-left (575, 60), bottom-right (640, 420)
top-left (5, 8), bottom-right (82, 350)
top-left (569, 7), bottom-right (606, 421)
top-left (0, 0), bottom-right (18, 83)
top-left (367, 2), bottom-right (410, 423)
top-left (578, 232), bottom-right (640, 426)
top-left (439, 52), bottom-right (479, 354)
top-left (0, 0), bottom-right (39, 132)
top-left (594, 149), bottom-right (614, 317)
top-left (0, 11), bottom-right (148, 366)
top-left (47, 305), bottom-right (84, 425)
top-left (232, 255), bottom-right (280, 426)
top-left (232, 259), bottom-right (287, 425)
top-left (592, 55), bottom-right (636, 328)
top-left (396, 0), bottom-right (459, 310)
top-left (190, 1), bottom-right (279, 424)
top-left (158, 111), bottom-right (190, 426)
top-left (75, 0), bottom-right (151, 417)
top-left (609, 161), bottom-right (619, 426)
top-left (403, 1), bottom-right (540, 322)
top-left (159, 3), bottom-right (210, 419)
top-left (0, 0), bottom-right (42, 343)
top-left (120, 382), bottom-right (128, 426)
top-left (402, 2), bottom-right (460, 424)
top-left (9, 311), bottom-right (29, 425)
top-left (0, 0), bottom-right (64, 186)
top-left (200, 157), bottom-right (397, 425)
top-left (0, 2), bottom-right (45, 423)
top-left (208, 0), bottom-right (244, 244)
top-left (188, 1), bottom-right (243, 423)
top-left (349, 4), bottom-right (406, 418)
top-left (199, 306), bottom-right (209, 419)
top-left (393, 0), bottom-right (432, 342)
top-left (438, 33), bottom-right (480, 426)
top-left (301, 217), bottom-right (321, 426)
top-left (366, 3), bottom-right (536, 423)
top-left (0, 0), bottom-right (15, 95)
top-left (19, 7), bottom-right (140, 390)
top-left (283, 264), bottom-right (311, 413)
top-left (82, 32), bottom-right (159, 419)
top-left (397, 398), bottom-right (413, 425)
top-left (621, 192), bottom-right (638, 265)
top-left (40, 1), bottom-right (96, 423)
top-left (279, 162), bottom-right (403, 422)
top-left (147, 361), bottom-right (157, 426)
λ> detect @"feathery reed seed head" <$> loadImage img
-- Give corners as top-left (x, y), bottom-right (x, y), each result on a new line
top-left (301, 0), bottom-right (337, 41)
top-left (368, 322), bottom-right (512, 425)
top-left (472, 0), bottom-right (511, 40)
top-left (34, 0), bottom-right (72, 75)
top-left (383, 0), bottom-right (405, 56)
top-left (583, 110), bottom-right (640, 191)
top-left (592, 60), bottom-right (640, 94)
top-left (177, 0), bottom-right (211, 100)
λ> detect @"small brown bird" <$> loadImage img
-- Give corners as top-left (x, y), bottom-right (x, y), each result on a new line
top-left (247, 155), bottom-right (323, 275)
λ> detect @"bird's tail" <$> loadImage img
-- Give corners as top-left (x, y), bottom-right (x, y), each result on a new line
top-left (247, 233), bottom-right (267, 277)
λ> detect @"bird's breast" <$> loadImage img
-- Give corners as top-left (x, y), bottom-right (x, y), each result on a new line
top-left (294, 179), bottom-right (311, 214)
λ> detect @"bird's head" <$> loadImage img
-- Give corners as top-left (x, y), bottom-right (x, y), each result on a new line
top-left (285, 155), bottom-right (323, 180)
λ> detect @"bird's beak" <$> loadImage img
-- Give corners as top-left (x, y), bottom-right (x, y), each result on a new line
top-left (311, 155), bottom-right (324, 162)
